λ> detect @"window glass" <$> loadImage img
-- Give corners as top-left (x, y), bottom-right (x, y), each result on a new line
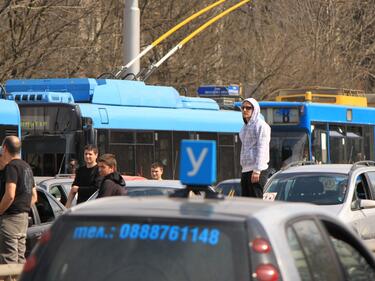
top-left (269, 131), bottom-right (308, 169)
top-left (135, 145), bottom-right (153, 178)
top-left (218, 134), bottom-right (234, 145)
top-left (109, 145), bottom-right (135, 175)
top-left (136, 132), bottom-right (153, 144)
top-left (50, 185), bottom-right (63, 202)
top-left (47, 191), bottom-right (64, 214)
top-left (110, 131), bottom-right (134, 144)
top-left (172, 132), bottom-right (190, 179)
top-left (286, 227), bottom-right (312, 281)
top-left (218, 146), bottom-right (235, 182)
top-left (366, 172), bottom-right (375, 199)
top-left (311, 124), bottom-right (328, 164)
top-left (329, 125), bottom-right (346, 163)
top-left (197, 132), bottom-right (217, 141)
top-left (155, 131), bottom-right (173, 179)
top-left (216, 182), bottom-right (241, 196)
top-left (291, 220), bottom-right (339, 281)
top-left (363, 126), bottom-right (374, 160)
top-left (330, 236), bottom-right (375, 280)
top-left (346, 126), bottom-right (363, 163)
top-left (36, 219), bottom-right (249, 281)
top-left (266, 173), bottom-right (348, 205)
top-left (20, 105), bottom-right (79, 134)
top-left (354, 175), bottom-right (369, 200)
top-left (97, 130), bottom-right (108, 155)
top-left (36, 191), bottom-right (55, 223)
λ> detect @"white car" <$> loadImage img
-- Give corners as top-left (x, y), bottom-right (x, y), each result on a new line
top-left (263, 161), bottom-right (375, 249)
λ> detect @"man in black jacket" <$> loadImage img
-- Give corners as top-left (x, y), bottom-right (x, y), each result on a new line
top-left (97, 154), bottom-right (126, 198)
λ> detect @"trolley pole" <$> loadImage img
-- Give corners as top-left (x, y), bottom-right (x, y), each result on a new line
top-left (123, 0), bottom-right (140, 76)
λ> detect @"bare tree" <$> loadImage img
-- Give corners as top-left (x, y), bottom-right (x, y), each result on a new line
top-left (1, 0), bottom-right (375, 98)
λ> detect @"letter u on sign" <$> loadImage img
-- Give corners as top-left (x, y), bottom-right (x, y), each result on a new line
top-left (179, 140), bottom-right (216, 185)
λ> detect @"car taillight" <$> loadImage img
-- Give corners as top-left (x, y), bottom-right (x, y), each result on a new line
top-left (254, 264), bottom-right (279, 281)
top-left (250, 237), bottom-right (280, 280)
top-left (23, 255), bottom-right (37, 272)
top-left (251, 238), bottom-right (271, 253)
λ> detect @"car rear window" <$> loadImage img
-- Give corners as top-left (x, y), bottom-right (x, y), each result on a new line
top-left (266, 173), bottom-right (348, 205)
top-left (32, 217), bottom-right (250, 281)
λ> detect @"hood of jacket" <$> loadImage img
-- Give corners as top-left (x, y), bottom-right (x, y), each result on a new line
top-left (103, 171), bottom-right (126, 187)
top-left (242, 98), bottom-right (261, 124)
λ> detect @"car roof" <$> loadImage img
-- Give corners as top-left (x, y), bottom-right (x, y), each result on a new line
top-left (279, 164), bottom-right (353, 175)
top-left (126, 180), bottom-right (184, 189)
top-left (68, 196), bottom-right (332, 223)
top-left (37, 177), bottom-right (74, 186)
top-left (216, 178), bottom-right (241, 185)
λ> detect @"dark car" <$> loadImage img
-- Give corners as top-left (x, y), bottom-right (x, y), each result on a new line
top-left (26, 187), bottom-right (66, 257)
top-left (215, 178), bottom-right (241, 196)
top-left (20, 194), bottom-right (375, 281)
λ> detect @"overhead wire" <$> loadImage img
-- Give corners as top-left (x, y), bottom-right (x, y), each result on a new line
top-left (115, 0), bottom-right (228, 79)
top-left (137, 0), bottom-right (251, 82)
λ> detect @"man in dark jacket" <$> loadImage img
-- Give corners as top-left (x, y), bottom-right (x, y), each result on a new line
top-left (97, 154), bottom-right (126, 198)
top-left (66, 145), bottom-right (101, 208)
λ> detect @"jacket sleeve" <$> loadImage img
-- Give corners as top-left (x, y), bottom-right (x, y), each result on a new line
top-left (99, 180), bottom-right (114, 197)
top-left (255, 122), bottom-right (271, 172)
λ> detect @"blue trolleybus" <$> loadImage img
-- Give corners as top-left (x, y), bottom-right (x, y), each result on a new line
top-left (0, 97), bottom-right (21, 145)
top-left (260, 98), bottom-right (375, 169)
top-left (5, 79), bottom-right (242, 180)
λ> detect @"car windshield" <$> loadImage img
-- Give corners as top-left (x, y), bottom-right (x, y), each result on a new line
top-left (36, 217), bottom-right (249, 281)
top-left (266, 173), bottom-right (348, 205)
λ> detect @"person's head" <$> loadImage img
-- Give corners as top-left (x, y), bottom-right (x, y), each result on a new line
top-left (150, 162), bottom-right (164, 180)
top-left (68, 158), bottom-right (78, 174)
top-left (98, 154), bottom-right (117, 177)
top-left (83, 144), bottom-right (98, 168)
top-left (1, 136), bottom-right (21, 160)
top-left (241, 98), bottom-right (260, 124)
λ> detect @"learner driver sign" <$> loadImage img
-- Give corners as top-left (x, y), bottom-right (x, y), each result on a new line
top-left (179, 140), bottom-right (216, 185)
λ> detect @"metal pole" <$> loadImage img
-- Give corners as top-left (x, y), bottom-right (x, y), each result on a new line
top-left (124, 0), bottom-right (140, 76)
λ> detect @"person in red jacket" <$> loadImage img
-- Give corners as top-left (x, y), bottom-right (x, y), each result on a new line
top-left (97, 154), bottom-right (127, 198)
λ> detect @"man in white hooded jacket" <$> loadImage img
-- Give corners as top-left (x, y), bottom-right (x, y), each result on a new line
top-left (239, 98), bottom-right (271, 197)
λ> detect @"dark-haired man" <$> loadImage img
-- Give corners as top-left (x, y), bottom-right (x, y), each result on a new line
top-left (0, 136), bottom-right (37, 264)
top-left (97, 154), bottom-right (126, 198)
top-left (66, 145), bottom-right (101, 207)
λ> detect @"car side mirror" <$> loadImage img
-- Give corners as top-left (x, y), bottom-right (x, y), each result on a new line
top-left (359, 199), bottom-right (375, 209)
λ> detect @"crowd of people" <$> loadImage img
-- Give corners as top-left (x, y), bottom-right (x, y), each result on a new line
top-left (0, 97), bottom-right (271, 266)
top-left (0, 137), bottom-right (167, 266)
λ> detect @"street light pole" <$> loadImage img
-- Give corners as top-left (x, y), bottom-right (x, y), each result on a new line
top-left (123, 0), bottom-right (140, 77)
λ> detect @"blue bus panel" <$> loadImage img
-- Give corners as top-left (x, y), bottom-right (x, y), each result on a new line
top-left (0, 99), bottom-right (21, 143)
top-left (259, 101), bottom-right (375, 168)
top-left (5, 79), bottom-right (242, 180)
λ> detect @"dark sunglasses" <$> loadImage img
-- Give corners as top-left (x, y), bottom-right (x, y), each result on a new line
top-left (241, 106), bottom-right (253, 110)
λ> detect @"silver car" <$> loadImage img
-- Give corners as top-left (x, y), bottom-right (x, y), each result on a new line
top-left (35, 176), bottom-right (75, 206)
top-left (88, 180), bottom-right (186, 200)
top-left (263, 161), bottom-right (375, 249)
top-left (20, 195), bottom-right (375, 281)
